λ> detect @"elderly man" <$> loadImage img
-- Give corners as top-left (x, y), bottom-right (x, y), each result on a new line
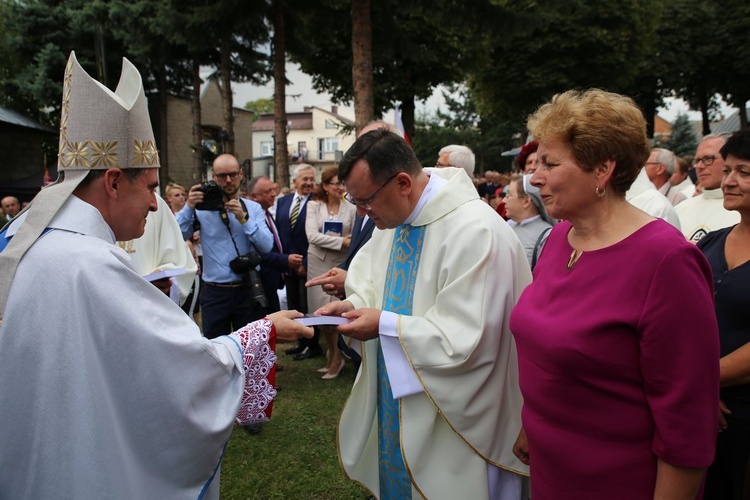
top-left (1, 196), bottom-right (20, 221)
top-left (675, 133), bottom-right (740, 242)
top-left (625, 168), bottom-right (681, 229)
top-left (248, 175), bottom-right (304, 313)
top-left (277, 164), bottom-right (322, 360)
top-left (317, 129), bottom-right (531, 499)
top-left (0, 52), bottom-right (310, 498)
top-left (436, 144), bottom-right (475, 177)
top-left (644, 148), bottom-right (687, 206)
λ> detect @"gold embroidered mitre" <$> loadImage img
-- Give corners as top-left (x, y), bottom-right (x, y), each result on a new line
top-left (0, 51), bottom-right (160, 320)
top-left (58, 51), bottom-right (160, 171)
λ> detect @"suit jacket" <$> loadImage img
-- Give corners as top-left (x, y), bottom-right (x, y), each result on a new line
top-left (259, 214), bottom-right (285, 312)
top-left (275, 193), bottom-right (310, 268)
top-left (339, 215), bottom-right (375, 271)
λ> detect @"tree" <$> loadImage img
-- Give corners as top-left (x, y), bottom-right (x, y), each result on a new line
top-left (286, 0), bottom-right (479, 140)
top-left (351, 0), bottom-right (373, 133)
top-left (469, 0), bottom-right (661, 133)
top-left (412, 85), bottom-right (516, 173)
top-left (244, 97), bottom-right (274, 116)
top-left (665, 113), bottom-right (698, 158)
top-left (272, 0), bottom-right (290, 188)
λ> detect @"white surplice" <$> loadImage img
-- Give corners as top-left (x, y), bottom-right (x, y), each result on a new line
top-left (340, 167), bottom-right (532, 499)
top-left (0, 195), bottom-right (275, 499)
top-left (626, 168), bottom-right (681, 229)
top-left (117, 195), bottom-right (197, 305)
top-left (675, 187), bottom-right (740, 242)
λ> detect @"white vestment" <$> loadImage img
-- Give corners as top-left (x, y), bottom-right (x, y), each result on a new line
top-left (673, 177), bottom-right (696, 198)
top-left (118, 195), bottom-right (198, 305)
top-left (340, 168), bottom-right (531, 499)
top-left (626, 169), bottom-right (681, 229)
top-left (675, 188), bottom-right (740, 242)
top-left (0, 196), bottom-right (275, 499)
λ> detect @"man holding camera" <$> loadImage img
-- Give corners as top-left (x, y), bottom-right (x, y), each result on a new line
top-left (178, 154), bottom-right (274, 339)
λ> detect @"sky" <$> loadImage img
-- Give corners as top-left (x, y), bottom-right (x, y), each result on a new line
top-left (233, 61), bottom-right (735, 125)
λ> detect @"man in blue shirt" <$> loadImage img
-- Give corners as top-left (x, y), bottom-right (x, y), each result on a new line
top-left (177, 154), bottom-right (273, 339)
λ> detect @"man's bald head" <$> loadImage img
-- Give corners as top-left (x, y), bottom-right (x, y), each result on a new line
top-left (2, 196), bottom-right (21, 218)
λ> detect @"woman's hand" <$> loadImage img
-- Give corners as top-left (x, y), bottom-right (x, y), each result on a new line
top-left (513, 427), bottom-right (530, 465)
top-left (719, 399), bottom-right (731, 431)
top-left (342, 235), bottom-right (352, 249)
top-left (266, 310), bottom-right (314, 343)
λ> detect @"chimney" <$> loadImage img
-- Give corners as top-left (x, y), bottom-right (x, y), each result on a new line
top-left (331, 105), bottom-right (338, 114)
top-left (303, 106), bottom-right (311, 112)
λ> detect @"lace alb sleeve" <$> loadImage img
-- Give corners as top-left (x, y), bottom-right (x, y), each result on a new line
top-left (229, 318), bottom-right (277, 425)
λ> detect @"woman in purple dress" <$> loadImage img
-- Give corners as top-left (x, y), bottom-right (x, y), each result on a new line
top-left (509, 89), bottom-right (720, 499)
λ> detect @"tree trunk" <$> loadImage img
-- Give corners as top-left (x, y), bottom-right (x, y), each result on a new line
top-left (220, 37), bottom-right (235, 155)
top-left (739, 97), bottom-right (748, 130)
top-left (273, 0), bottom-right (290, 188)
top-left (191, 59), bottom-right (204, 183)
top-left (641, 90), bottom-right (657, 140)
top-left (157, 65), bottom-right (169, 189)
top-left (351, 0), bottom-right (374, 134)
top-left (400, 96), bottom-right (415, 143)
top-left (698, 84), bottom-right (710, 137)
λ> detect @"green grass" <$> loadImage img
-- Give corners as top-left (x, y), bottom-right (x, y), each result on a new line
top-left (220, 341), bottom-right (370, 499)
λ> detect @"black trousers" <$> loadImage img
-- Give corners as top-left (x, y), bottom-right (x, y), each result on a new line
top-left (704, 414), bottom-right (750, 500)
top-left (201, 282), bottom-right (265, 339)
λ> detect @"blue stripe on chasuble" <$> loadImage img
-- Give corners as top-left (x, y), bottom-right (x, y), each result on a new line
top-left (377, 224), bottom-right (425, 499)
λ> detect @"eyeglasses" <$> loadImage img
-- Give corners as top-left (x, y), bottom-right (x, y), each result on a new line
top-left (214, 171), bottom-right (240, 180)
top-left (345, 173), bottom-right (398, 210)
top-left (326, 181), bottom-right (345, 186)
top-left (644, 162), bottom-right (661, 166)
top-left (435, 162), bottom-right (454, 168)
top-left (693, 155), bottom-right (718, 167)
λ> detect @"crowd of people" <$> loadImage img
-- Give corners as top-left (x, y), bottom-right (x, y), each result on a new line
top-left (1, 53), bottom-right (748, 500)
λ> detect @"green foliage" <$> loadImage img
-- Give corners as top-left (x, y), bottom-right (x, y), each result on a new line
top-left (412, 85), bottom-right (517, 173)
top-left (245, 97), bottom-right (274, 117)
top-left (220, 343), bottom-right (369, 499)
top-left (665, 113), bottom-right (698, 158)
top-left (469, 0), bottom-right (662, 131)
top-left (286, 0), bottom-right (479, 118)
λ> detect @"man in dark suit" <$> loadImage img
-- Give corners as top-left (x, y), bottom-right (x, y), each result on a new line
top-left (248, 176), bottom-right (304, 313)
top-left (275, 164), bottom-right (322, 360)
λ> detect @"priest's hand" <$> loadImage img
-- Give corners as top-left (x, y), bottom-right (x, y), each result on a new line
top-left (267, 310), bottom-right (314, 343)
top-left (151, 277), bottom-right (172, 296)
top-left (336, 308), bottom-right (381, 341)
top-left (306, 268), bottom-right (347, 299)
top-left (314, 300), bottom-right (354, 318)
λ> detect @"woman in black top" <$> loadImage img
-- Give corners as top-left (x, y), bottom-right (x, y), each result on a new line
top-left (698, 130), bottom-right (750, 500)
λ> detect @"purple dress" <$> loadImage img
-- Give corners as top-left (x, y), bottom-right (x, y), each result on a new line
top-left (509, 220), bottom-right (720, 499)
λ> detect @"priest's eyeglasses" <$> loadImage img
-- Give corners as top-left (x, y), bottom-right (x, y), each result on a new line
top-left (345, 173), bottom-right (398, 210)
top-left (693, 155), bottom-right (718, 167)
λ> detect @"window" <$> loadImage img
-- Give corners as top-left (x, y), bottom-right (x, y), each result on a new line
top-left (260, 141), bottom-right (273, 157)
top-left (325, 119), bottom-right (338, 129)
top-left (317, 138), bottom-right (339, 160)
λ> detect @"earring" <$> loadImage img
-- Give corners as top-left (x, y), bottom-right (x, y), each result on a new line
top-left (595, 186), bottom-right (605, 198)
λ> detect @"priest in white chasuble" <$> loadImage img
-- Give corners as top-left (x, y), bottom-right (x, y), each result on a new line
top-left (316, 129), bottom-right (532, 500)
top-left (0, 52), bottom-right (312, 499)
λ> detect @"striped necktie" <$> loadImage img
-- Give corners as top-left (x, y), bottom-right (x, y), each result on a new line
top-left (289, 196), bottom-right (302, 228)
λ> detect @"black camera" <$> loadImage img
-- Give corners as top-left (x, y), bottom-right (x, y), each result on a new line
top-left (196, 181), bottom-right (226, 211)
top-left (229, 252), bottom-right (261, 274)
top-left (230, 252), bottom-right (268, 309)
